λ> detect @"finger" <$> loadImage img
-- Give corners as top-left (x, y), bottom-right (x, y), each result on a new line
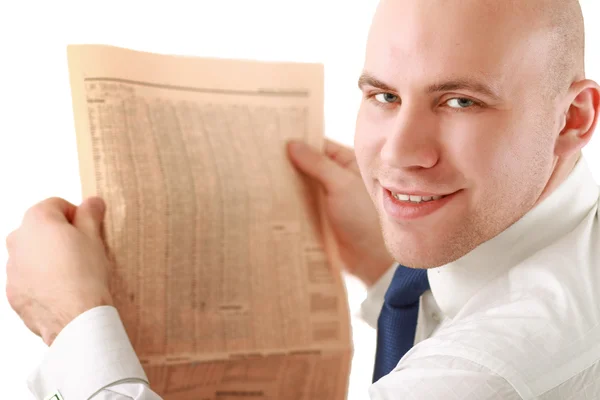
top-left (5, 261), bottom-right (20, 310)
top-left (5, 282), bottom-right (17, 311)
top-left (5, 230), bottom-right (16, 251)
top-left (324, 139), bottom-right (357, 168)
top-left (287, 140), bottom-right (347, 192)
top-left (26, 197), bottom-right (77, 223)
top-left (73, 196), bottom-right (106, 240)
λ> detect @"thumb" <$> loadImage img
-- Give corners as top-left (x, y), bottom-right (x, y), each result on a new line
top-left (287, 140), bottom-right (347, 193)
top-left (73, 196), bottom-right (106, 239)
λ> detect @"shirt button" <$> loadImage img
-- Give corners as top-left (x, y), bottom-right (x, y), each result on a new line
top-left (432, 313), bottom-right (441, 322)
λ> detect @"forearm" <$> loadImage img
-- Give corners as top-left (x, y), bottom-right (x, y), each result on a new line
top-left (28, 306), bottom-right (160, 400)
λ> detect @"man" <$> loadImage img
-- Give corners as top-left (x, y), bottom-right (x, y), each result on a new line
top-left (6, 0), bottom-right (600, 398)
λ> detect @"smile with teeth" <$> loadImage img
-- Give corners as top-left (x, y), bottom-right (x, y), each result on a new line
top-left (391, 193), bottom-right (447, 203)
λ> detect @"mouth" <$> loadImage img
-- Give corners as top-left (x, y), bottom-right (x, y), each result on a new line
top-left (389, 193), bottom-right (448, 203)
top-left (382, 187), bottom-right (459, 220)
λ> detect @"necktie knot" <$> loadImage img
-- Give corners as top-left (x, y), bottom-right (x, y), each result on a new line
top-left (384, 265), bottom-right (430, 308)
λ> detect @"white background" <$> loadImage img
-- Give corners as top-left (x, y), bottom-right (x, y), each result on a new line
top-left (0, 1), bottom-right (598, 398)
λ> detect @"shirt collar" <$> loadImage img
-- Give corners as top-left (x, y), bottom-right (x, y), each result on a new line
top-left (428, 157), bottom-right (600, 319)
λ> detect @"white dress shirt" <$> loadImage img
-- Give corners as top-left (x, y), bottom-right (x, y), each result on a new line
top-left (29, 157), bottom-right (600, 399)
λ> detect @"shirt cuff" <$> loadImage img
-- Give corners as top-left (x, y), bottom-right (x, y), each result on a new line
top-left (359, 263), bottom-right (397, 329)
top-left (27, 306), bottom-right (148, 400)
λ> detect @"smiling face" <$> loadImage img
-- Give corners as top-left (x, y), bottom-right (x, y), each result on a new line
top-left (354, 0), bottom-right (585, 268)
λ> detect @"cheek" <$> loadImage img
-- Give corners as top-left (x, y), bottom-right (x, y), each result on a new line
top-left (445, 111), bottom-right (554, 206)
top-left (354, 104), bottom-right (386, 175)
top-left (442, 113), bottom-right (518, 181)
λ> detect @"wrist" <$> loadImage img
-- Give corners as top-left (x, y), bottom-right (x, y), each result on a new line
top-left (42, 293), bottom-right (114, 346)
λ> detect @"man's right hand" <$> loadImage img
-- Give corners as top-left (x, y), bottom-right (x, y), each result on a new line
top-left (287, 140), bottom-right (395, 286)
top-left (5, 197), bottom-right (114, 346)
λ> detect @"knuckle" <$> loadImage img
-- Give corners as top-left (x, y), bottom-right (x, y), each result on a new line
top-left (24, 203), bottom-right (47, 221)
top-left (25, 197), bottom-right (61, 221)
top-left (44, 196), bottom-right (67, 208)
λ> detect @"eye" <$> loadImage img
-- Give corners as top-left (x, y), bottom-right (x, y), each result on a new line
top-left (374, 92), bottom-right (399, 104)
top-left (446, 98), bottom-right (476, 109)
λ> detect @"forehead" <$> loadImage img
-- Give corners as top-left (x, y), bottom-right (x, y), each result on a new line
top-left (365, 0), bottom-right (547, 92)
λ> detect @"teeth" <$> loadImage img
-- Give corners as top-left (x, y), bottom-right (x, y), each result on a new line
top-left (392, 193), bottom-right (446, 203)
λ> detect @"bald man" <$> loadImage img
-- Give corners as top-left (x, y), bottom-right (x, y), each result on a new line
top-left (6, 0), bottom-right (600, 399)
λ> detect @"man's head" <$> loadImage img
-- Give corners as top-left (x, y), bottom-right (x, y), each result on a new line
top-left (355, 0), bottom-right (600, 269)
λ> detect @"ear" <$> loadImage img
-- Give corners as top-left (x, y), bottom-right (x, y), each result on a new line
top-left (555, 79), bottom-right (600, 157)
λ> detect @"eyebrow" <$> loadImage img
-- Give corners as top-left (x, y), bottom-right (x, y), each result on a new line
top-left (358, 73), bottom-right (396, 92)
top-left (426, 80), bottom-right (501, 101)
top-left (357, 72), bottom-right (502, 101)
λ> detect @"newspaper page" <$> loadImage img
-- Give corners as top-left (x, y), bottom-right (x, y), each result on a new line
top-left (66, 45), bottom-right (352, 400)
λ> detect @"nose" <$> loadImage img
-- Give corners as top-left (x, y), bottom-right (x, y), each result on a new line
top-left (380, 103), bottom-right (440, 170)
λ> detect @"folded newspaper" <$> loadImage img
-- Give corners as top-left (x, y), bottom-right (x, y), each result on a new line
top-left (67, 45), bottom-right (352, 399)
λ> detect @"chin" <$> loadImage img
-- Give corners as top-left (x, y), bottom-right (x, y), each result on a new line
top-left (381, 222), bottom-right (477, 269)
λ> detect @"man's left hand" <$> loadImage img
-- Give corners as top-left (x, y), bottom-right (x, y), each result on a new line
top-left (5, 196), bottom-right (114, 346)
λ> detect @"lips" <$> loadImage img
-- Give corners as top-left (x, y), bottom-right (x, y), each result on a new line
top-left (382, 188), bottom-right (459, 220)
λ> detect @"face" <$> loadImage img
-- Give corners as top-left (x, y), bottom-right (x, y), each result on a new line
top-left (355, 0), bottom-right (563, 268)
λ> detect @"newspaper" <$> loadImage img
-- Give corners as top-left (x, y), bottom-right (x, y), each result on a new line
top-left (66, 45), bottom-right (352, 399)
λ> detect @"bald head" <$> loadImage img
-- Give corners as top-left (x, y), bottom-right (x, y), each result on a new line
top-left (536, 0), bottom-right (586, 95)
top-left (368, 0), bottom-right (585, 99)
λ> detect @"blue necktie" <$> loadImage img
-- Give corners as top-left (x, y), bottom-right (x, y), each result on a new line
top-left (372, 264), bottom-right (430, 382)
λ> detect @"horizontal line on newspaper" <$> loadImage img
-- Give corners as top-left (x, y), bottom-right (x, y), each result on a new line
top-left (139, 348), bottom-right (351, 365)
top-left (84, 77), bottom-right (310, 97)
top-left (215, 391), bottom-right (264, 397)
